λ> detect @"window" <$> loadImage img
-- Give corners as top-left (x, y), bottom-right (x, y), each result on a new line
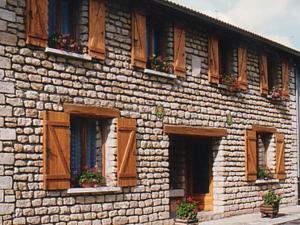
top-left (208, 35), bottom-right (248, 89)
top-left (70, 117), bottom-right (108, 187)
top-left (131, 9), bottom-right (186, 76)
top-left (267, 56), bottom-right (281, 91)
top-left (146, 18), bottom-right (166, 63)
top-left (48, 0), bottom-right (80, 38)
top-left (257, 132), bottom-right (273, 179)
top-left (219, 38), bottom-right (234, 76)
top-left (260, 53), bottom-right (289, 97)
top-left (245, 126), bottom-right (286, 182)
top-left (146, 16), bottom-right (173, 74)
top-left (42, 105), bottom-right (137, 191)
top-left (26, 0), bottom-right (106, 59)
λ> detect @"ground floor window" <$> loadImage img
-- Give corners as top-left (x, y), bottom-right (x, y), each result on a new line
top-left (70, 117), bottom-right (109, 187)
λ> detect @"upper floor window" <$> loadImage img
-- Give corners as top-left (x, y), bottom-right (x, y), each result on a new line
top-left (26, 0), bottom-right (106, 60)
top-left (208, 35), bottom-right (247, 90)
top-left (146, 17), bottom-right (173, 74)
top-left (259, 53), bottom-right (289, 99)
top-left (48, 0), bottom-right (82, 52)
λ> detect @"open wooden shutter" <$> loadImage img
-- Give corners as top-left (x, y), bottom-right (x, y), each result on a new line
top-left (26, 0), bottom-right (48, 47)
top-left (43, 111), bottom-right (70, 190)
top-left (245, 130), bottom-right (257, 181)
top-left (259, 54), bottom-right (268, 95)
top-left (282, 61), bottom-right (289, 97)
top-left (89, 0), bottom-right (106, 60)
top-left (174, 24), bottom-right (186, 77)
top-left (208, 35), bottom-right (219, 84)
top-left (117, 118), bottom-right (137, 187)
top-left (131, 9), bottom-right (147, 69)
top-left (238, 47), bottom-right (248, 90)
top-left (275, 133), bottom-right (286, 180)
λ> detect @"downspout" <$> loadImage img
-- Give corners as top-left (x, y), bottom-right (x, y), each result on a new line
top-left (296, 64), bottom-right (300, 204)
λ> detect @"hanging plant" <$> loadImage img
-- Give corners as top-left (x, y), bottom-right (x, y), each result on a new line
top-left (155, 104), bottom-right (165, 119)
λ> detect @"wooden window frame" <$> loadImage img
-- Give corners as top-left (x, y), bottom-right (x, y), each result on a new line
top-left (245, 125), bottom-right (285, 181)
top-left (65, 104), bottom-right (120, 187)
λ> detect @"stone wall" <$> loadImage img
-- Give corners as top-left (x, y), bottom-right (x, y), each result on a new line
top-left (0, 0), bottom-right (298, 224)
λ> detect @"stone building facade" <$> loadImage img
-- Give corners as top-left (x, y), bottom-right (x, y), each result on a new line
top-left (0, 0), bottom-right (299, 224)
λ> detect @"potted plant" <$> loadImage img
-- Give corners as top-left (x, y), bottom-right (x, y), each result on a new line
top-left (79, 167), bottom-right (105, 188)
top-left (175, 197), bottom-right (198, 225)
top-left (270, 86), bottom-right (284, 101)
top-left (48, 33), bottom-right (84, 54)
top-left (258, 166), bottom-right (271, 180)
top-left (260, 189), bottom-right (282, 218)
top-left (220, 74), bottom-right (241, 92)
top-left (148, 55), bottom-right (173, 74)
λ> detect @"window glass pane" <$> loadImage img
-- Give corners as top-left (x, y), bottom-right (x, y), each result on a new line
top-left (48, 0), bottom-right (56, 36)
top-left (61, 0), bottom-right (70, 34)
top-left (71, 118), bottom-right (82, 183)
top-left (86, 120), bottom-right (97, 168)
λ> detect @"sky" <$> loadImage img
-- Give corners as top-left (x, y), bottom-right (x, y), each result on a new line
top-left (170, 0), bottom-right (300, 51)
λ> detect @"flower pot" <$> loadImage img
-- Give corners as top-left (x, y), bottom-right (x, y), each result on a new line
top-left (174, 218), bottom-right (198, 225)
top-left (260, 204), bottom-right (279, 218)
top-left (80, 183), bottom-right (99, 188)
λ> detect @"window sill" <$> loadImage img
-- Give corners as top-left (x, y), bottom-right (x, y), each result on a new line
top-left (67, 186), bottom-right (122, 195)
top-left (144, 69), bottom-right (176, 79)
top-left (169, 189), bottom-right (185, 197)
top-left (45, 47), bottom-right (92, 61)
top-left (255, 179), bottom-right (279, 185)
top-left (218, 84), bottom-right (243, 95)
top-left (266, 95), bottom-right (285, 101)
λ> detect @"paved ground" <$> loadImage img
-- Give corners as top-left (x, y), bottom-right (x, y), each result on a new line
top-left (199, 205), bottom-right (300, 225)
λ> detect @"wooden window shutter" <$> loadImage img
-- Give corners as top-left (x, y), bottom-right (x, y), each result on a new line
top-left (43, 111), bottom-right (71, 190)
top-left (238, 47), bottom-right (248, 90)
top-left (259, 54), bottom-right (268, 95)
top-left (117, 118), bottom-right (137, 187)
top-left (173, 24), bottom-right (186, 77)
top-left (131, 9), bottom-right (147, 69)
top-left (275, 133), bottom-right (286, 180)
top-left (282, 61), bottom-right (289, 97)
top-left (88, 0), bottom-right (106, 60)
top-left (245, 130), bottom-right (257, 181)
top-left (208, 35), bottom-right (219, 84)
top-left (26, 0), bottom-right (48, 47)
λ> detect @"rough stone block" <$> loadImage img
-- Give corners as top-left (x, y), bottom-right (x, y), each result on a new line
top-left (0, 203), bottom-right (14, 215)
top-left (0, 70), bottom-right (3, 79)
top-left (0, 32), bottom-right (17, 46)
top-left (0, 0), bottom-right (6, 8)
top-left (0, 128), bottom-right (16, 140)
top-left (0, 176), bottom-right (12, 189)
top-left (0, 81), bottom-right (14, 93)
top-left (0, 190), bottom-right (3, 202)
top-left (0, 9), bottom-right (15, 22)
top-left (0, 56), bottom-right (11, 69)
top-left (0, 94), bottom-right (4, 104)
top-left (0, 153), bottom-right (14, 165)
top-left (0, 20), bottom-right (6, 31)
top-left (0, 106), bottom-right (12, 116)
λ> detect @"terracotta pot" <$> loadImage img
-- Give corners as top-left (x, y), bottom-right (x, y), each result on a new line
top-left (80, 183), bottom-right (98, 188)
top-left (260, 204), bottom-right (279, 218)
top-left (174, 218), bottom-right (199, 225)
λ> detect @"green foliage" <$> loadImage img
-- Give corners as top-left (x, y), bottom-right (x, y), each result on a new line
top-left (79, 168), bottom-right (105, 186)
top-left (262, 189), bottom-right (282, 206)
top-left (176, 199), bottom-right (197, 220)
top-left (220, 74), bottom-right (241, 92)
top-left (149, 56), bottom-right (173, 73)
top-left (48, 33), bottom-right (85, 54)
top-left (258, 166), bottom-right (271, 179)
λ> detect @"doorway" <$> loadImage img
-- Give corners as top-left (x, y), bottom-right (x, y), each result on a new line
top-left (169, 135), bottom-right (213, 211)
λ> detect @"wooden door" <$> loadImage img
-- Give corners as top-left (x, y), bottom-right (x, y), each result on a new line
top-left (186, 138), bottom-right (213, 211)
